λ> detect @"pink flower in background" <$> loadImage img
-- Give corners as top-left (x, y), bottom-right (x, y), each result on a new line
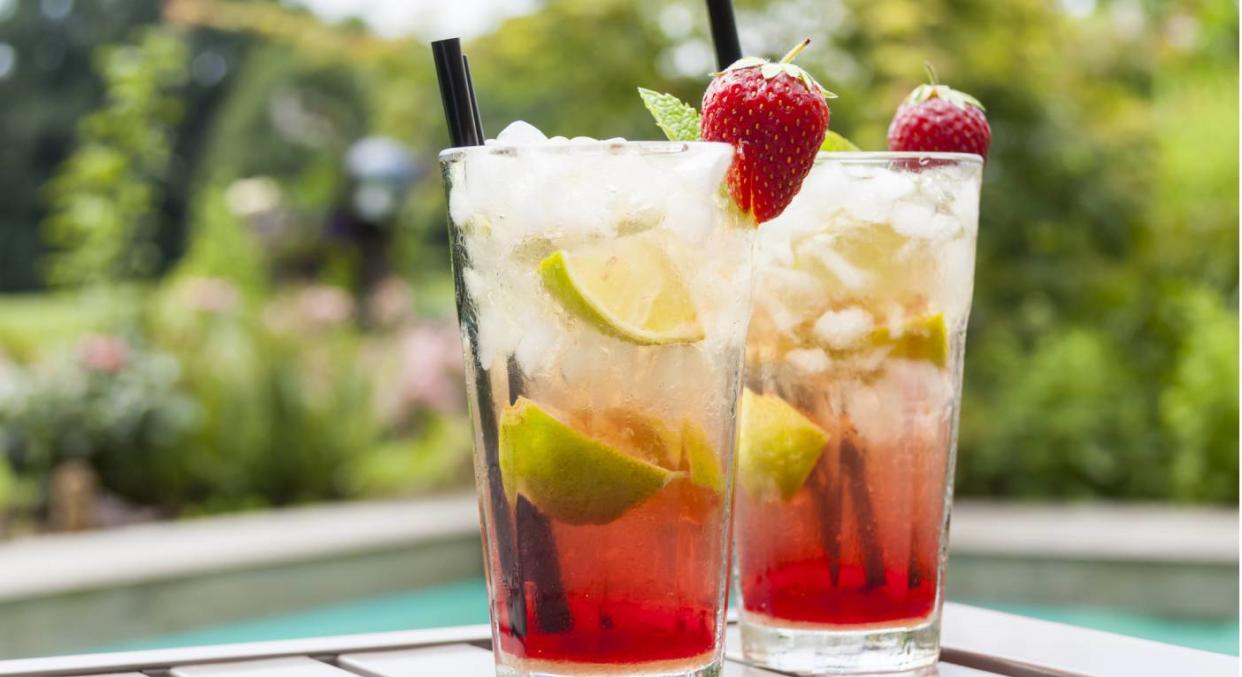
top-left (77, 334), bottom-right (129, 374)
top-left (181, 277), bottom-right (240, 314)
top-left (297, 285), bottom-right (354, 328)
top-left (263, 285), bottom-right (356, 334)
top-left (399, 323), bottom-right (464, 413)
top-left (368, 276), bottom-right (415, 329)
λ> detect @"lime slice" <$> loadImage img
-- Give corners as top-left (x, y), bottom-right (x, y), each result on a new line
top-left (870, 313), bottom-right (949, 368)
top-left (571, 407), bottom-right (682, 470)
top-left (820, 130), bottom-right (860, 152)
top-left (738, 389), bottom-right (830, 501)
top-left (573, 408), bottom-right (724, 494)
top-left (539, 234), bottom-right (704, 345)
top-left (682, 420), bottom-right (724, 493)
top-left (499, 397), bottom-right (678, 525)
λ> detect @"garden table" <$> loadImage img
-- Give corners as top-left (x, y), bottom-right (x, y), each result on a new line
top-left (0, 603), bottom-right (1233, 677)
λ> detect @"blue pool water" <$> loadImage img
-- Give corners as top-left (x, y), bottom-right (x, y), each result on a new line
top-left (99, 580), bottom-right (492, 652)
top-left (99, 578), bottom-right (1238, 657)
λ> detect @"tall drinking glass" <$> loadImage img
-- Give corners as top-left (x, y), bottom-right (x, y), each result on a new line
top-left (735, 153), bottom-right (982, 673)
top-left (440, 140), bottom-right (754, 677)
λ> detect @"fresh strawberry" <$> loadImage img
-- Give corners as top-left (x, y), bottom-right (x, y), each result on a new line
top-left (887, 69), bottom-right (990, 158)
top-left (700, 39), bottom-right (832, 224)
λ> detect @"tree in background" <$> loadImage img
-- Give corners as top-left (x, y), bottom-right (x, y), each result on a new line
top-left (0, 1), bottom-right (162, 290)
top-left (41, 28), bottom-right (188, 287)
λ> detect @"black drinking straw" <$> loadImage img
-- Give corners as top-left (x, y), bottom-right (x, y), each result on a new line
top-left (507, 356), bottom-right (572, 634)
top-left (704, 0), bottom-right (743, 69)
top-left (462, 55), bottom-right (485, 142)
top-left (432, 38), bottom-right (481, 147)
top-left (432, 38), bottom-right (569, 640)
top-left (841, 436), bottom-right (886, 588)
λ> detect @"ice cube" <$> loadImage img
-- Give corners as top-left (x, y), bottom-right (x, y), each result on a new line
top-left (786, 347), bottom-right (831, 375)
top-left (794, 234), bottom-right (871, 290)
top-left (674, 143), bottom-right (733, 200)
top-left (950, 177), bottom-right (981, 231)
top-left (458, 149), bottom-right (526, 234)
top-left (462, 266), bottom-right (486, 303)
top-left (446, 160), bottom-right (474, 227)
top-left (840, 170), bottom-right (915, 223)
top-left (889, 200), bottom-right (938, 239)
top-left (474, 305), bottom-right (508, 372)
top-left (661, 148), bottom-right (732, 244)
top-left (515, 317), bottom-right (561, 375)
top-left (753, 299), bottom-right (794, 336)
top-left (758, 267), bottom-right (823, 309)
top-left (751, 265), bottom-right (823, 336)
top-left (812, 307), bottom-right (874, 349)
top-left (852, 346), bottom-right (893, 374)
top-left (494, 120), bottom-right (547, 144)
top-left (756, 230), bottom-right (796, 268)
top-left (661, 197), bottom-right (712, 244)
top-left (536, 159), bottom-right (615, 237)
top-left (847, 359), bottom-right (953, 444)
top-left (933, 237), bottom-right (977, 322)
top-left (883, 303), bottom-right (908, 337)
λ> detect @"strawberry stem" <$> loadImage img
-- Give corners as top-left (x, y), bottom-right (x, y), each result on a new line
top-left (924, 61), bottom-right (940, 85)
top-left (779, 38), bottom-right (811, 65)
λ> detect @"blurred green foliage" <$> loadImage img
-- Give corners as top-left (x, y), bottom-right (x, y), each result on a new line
top-left (0, 280), bottom-right (472, 521)
top-left (143, 284), bottom-right (373, 509)
top-left (0, 1), bottom-right (164, 290)
top-left (0, 0), bottom-right (1235, 517)
top-left (41, 29), bottom-right (188, 287)
top-left (0, 335), bottom-right (197, 500)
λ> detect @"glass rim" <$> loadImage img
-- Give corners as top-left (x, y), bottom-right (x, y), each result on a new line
top-left (438, 140), bottom-right (732, 163)
top-left (814, 150), bottom-right (983, 165)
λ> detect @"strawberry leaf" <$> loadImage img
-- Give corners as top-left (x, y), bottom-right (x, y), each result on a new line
top-left (723, 56), bottom-right (766, 72)
top-left (637, 88), bottom-right (702, 142)
top-left (906, 83), bottom-right (985, 111)
top-left (820, 130), bottom-right (859, 152)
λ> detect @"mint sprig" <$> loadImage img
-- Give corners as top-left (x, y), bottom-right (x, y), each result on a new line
top-left (637, 88), bottom-right (701, 142)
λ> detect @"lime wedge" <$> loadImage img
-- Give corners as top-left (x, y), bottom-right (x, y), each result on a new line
top-left (682, 420), bottom-right (724, 493)
top-left (738, 389), bottom-right (830, 500)
top-left (574, 408), bottom-right (724, 494)
top-left (539, 234), bottom-right (704, 345)
top-left (571, 407), bottom-right (682, 470)
top-left (500, 397), bottom-right (678, 525)
top-left (870, 313), bottom-right (949, 368)
top-left (820, 130), bottom-right (860, 152)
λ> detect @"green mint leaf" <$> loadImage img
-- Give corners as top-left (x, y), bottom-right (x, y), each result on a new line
top-left (637, 88), bottom-right (701, 142)
top-left (820, 130), bottom-right (860, 152)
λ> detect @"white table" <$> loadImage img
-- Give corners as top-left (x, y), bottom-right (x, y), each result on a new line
top-left (0, 603), bottom-right (1234, 676)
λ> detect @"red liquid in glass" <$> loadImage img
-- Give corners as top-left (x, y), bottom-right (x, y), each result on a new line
top-left (737, 420), bottom-right (949, 627)
top-left (493, 481), bottom-right (724, 666)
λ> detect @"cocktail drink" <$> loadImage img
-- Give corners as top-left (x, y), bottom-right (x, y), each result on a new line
top-left (735, 153), bottom-right (982, 673)
top-left (440, 130), bottom-right (753, 676)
